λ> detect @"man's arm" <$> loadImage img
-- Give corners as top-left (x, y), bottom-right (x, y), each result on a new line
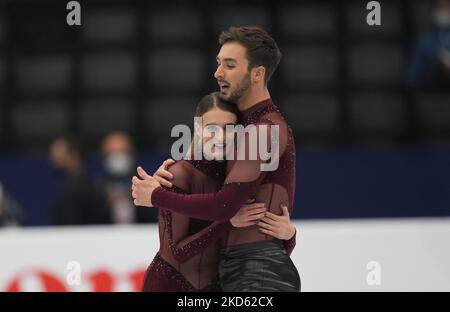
top-left (149, 122), bottom-right (277, 221)
top-left (133, 120), bottom-right (287, 224)
top-left (151, 177), bottom-right (263, 222)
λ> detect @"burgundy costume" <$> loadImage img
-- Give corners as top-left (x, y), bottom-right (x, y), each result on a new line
top-left (142, 160), bottom-right (230, 292)
top-left (152, 99), bottom-right (297, 254)
top-left (143, 98), bottom-right (299, 292)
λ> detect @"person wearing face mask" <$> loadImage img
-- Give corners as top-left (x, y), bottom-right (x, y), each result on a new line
top-left (49, 135), bottom-right (109, 226)
top-left (408, 0), bottom-right (450, 88)
top-left (100, 132), bottom-right (157, 224)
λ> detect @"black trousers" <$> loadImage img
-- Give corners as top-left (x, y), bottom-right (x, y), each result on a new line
top-left (219, 240), bottom-right (301, 292)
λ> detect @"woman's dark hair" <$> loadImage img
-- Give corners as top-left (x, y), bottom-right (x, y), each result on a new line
top-left (195, 92), bottom-right (241, 122)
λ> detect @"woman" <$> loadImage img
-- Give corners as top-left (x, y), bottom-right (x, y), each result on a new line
top-left (140, 92), bottom-right (294, 292)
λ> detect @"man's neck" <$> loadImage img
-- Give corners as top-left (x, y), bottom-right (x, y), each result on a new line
top-left (236, 86), bottom-right (271, 112)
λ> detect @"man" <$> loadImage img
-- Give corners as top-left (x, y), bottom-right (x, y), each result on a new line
top-left (133, 26), bottom-right (300, 291)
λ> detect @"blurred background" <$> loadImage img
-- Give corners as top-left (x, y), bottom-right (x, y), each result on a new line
top-left (1, 0), bottom-right (449, 226)
top-left (0, 0), bottom-right (449, 291)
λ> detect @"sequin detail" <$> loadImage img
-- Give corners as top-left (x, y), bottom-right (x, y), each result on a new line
top-left (163, 207), bottom-right (227, 262)
top-left (188, 159), bottom-right (226, 182)
top-left (142, 253), bottom-right (221, 292)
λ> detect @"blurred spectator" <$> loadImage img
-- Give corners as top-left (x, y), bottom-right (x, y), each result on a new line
top-left (0, 182), bottom-right (23, 226)
top-left (408, 0), bottom-right (450, 88)
top-left (99, 131), bottom-right (157, 224)
top-left (49, 135), bottom-right (109, 226)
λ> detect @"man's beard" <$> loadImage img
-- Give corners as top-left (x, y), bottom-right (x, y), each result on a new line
top-left (219, 72), bottom-right (251, 103)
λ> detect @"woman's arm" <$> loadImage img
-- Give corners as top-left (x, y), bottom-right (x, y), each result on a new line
top-left (257, 205), bottom-right (297, 256)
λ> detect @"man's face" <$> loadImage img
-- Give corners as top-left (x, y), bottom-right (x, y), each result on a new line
top-left (214, 42), bottom-right (252, 103)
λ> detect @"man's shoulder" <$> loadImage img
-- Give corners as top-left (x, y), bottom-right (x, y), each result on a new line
top-left (258, 109), bottom-right (289, 128)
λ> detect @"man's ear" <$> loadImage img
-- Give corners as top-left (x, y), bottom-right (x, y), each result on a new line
top-left (252, 66), bottom-right (266, 84)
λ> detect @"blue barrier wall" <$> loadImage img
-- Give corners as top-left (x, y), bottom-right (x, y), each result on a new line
top-left (295, 148), bottom-right (450, 219)
top-left (1, 148), bottom-right (449, 226)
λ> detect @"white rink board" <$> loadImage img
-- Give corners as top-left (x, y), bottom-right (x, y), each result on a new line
top-left (0, 218), bottom-right (449, 292)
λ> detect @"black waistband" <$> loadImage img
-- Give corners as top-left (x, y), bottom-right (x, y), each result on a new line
top-left (220, 240), bottom-right (285, 257)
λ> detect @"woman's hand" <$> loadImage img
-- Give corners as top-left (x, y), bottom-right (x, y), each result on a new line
top-left (230, 199), bottom-right (266, 228)
top-left (131, 167), bottom-right (161, 207)
top-left (258, 204), bottom-right (296, 240)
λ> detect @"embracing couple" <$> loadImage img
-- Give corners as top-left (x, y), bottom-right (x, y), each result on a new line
top-left (132, 26), bottom-right (300, 292)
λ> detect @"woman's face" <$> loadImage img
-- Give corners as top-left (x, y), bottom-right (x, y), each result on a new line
top-left (196, 106), bottom-right (237, 161)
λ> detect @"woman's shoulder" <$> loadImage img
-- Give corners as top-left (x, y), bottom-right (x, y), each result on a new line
top-left (167, 160), bottom-right (194, 176)
top-left (165, 160), bottom-right (195, 194)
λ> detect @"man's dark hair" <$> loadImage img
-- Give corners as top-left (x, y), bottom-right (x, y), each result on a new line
top-left (219, 26), bottom-right (282, 84)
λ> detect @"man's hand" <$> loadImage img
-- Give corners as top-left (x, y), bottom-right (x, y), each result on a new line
top-left (258, 204), bottom-right (296, 240)
top-left (131, 166), bottom-right (161, 207)
top-left (153, 159), bottom-right (175, 188)
top-left (230, 199), bottom-right (266, 228)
